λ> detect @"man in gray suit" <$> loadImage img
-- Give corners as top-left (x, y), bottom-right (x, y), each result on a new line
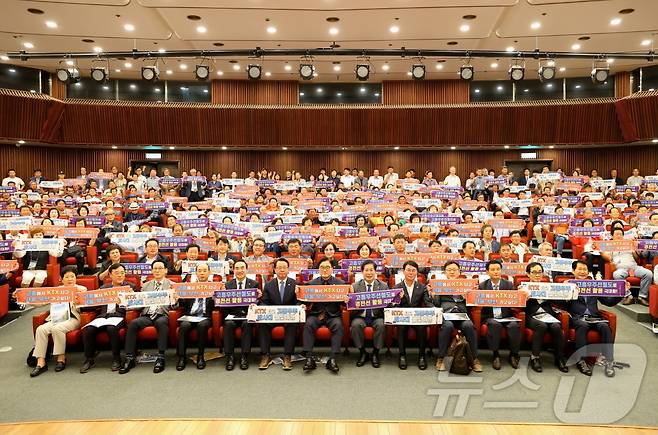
top-left (119, 260), bottom-right (175, 374)
top-left (350, 260), bottom-right (388, 368)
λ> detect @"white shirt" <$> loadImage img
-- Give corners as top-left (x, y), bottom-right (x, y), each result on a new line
top-left (443, 174), bottom-right (462, 187)
top-left (2, 177), bottom-right (24, 189)
top-left (244, 177), bottom-right (257, 186)
top-left (340, 175), bottom-right (355, 188)
top-left (384, 172), bottom-right (399, 186)
top-left (627, 175), bottom-right (644, 187)
top-left (404, 280), bottom-right (415, 298)
top-left (368, 175), bottom-right (383, 188)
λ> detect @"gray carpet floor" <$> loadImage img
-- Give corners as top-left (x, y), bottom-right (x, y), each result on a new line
top-left (0, 306), bottom-right (656, 426)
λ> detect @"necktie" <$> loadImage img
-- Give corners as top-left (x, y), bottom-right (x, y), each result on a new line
top-left (279, 281), bottom-right (286, 302)
top-left (365, 283), bottom-right (373, 325)
top-left (492, 283), bottom-right (502, 318)
top-left (238, 281), bottom-right (243, 290)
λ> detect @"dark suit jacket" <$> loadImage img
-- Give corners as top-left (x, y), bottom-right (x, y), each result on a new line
top-left (96, 281), bottom-right (136, 318)
top-left (525, 297), bottom-right (561, 319)
top-left (223, 277), bottom-right (260, 317)
top-left (137, 253), bottom-right (173, 273)
top-left (262, 277), bottom-right (298, 306)
top-left (181, 180), bottom-right (207, 198)
top-left (306, 276), bottom-right (345, 318)
top-left (212, 253), bottom-right (239, 264)
top-left (478, 278), bottom-right (516, 319)
top-left (393, 280), bottom-right (432, 308)
top-left (350, 279), bottom-right (389, 319)
top-left (21, 251), bottom-right (50, 271)
top-left (565, 295), bottom-right (621, 320)
top-left (179, 293), bottom-right (215, 318)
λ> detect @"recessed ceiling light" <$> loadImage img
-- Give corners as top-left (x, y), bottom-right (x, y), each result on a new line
top-left (114, 69), bottom-right (121, 73)
top-left (524, 88), bottom-right (529, 92)
top-left (282, 147), bottom-right (288, 150)
top-left (641, 39), bottom-right (652, 46)
top-left (496, 85), bottom-right (503, 91)
top-left (18, 140), bottom-right (25, 144)
top-left (506, 46), bottom-right (515, 52)
top-left (169, 146), bottom-right (175, 150)
top-left (8, 68), bottom-right (16, 73)
top-left (316, 87), bottom-right (323, 93)
top-left (571, 43), bottom-right (581, 50)
top-left (474, 88), bottom-right (480, 93)
top-left (549, 145), bottom-right (555, 149)
top-left (284, 64), bottom-right (292, 71)
top-left (546, 83), bottom-right (553, 88)
top-left (187, 15), bottom-right (201, 21)
top-left (336, 92), bottom-right (342, 96)
top-left (124, 62), bottom-right (132, 68)
top-left (102, 85), bottom-right (109, 90)
top-left (158, 48), bottom-right (166, 53)
top-left (23, 42), bottom-right (34, 49)
top-left (166, 70), bottom-right (173, 75)
top-left (93, 46), bottom-right (103, 53)
top-left (459, 24), bottom-right (470, 32)
top-left (389, 25), bottom-right (399, 33)
top-left (374, 92), bottom-right (380, 96)
top-left (610, 17), bottom-right (621, 26)
top-left (65, 60), bottom-right (74, 66)
top-left (333, 65), bottom-right (341, 71)
top-left (216, 71), bottom-right (223, 76)
top-left (575, 84), bottom-right (581, 89)
top-left (124, 23), bottom-right (135, 32)
top-left (45, 20), bottom-right (58, 29)
top-left (504, 145), bottom-right (510, 149)
top-left (0, 55), bottom-right (9, 61)
top-left (559, 67), bottom-right (566, 72)
top-left (326, 17), bottom-right (340, 22)
top-left (360, 87), bottom-right (366, 93)
top-left (407, 71), bottom-right (412, 76)
top-left (222, 146), bottom-right (228, 150)
top-left (154, 88), bottom-right (161, 92)
top-left (299, 92), bottom-right (305, 96)
top-left (606, 58), bottom-right (615, 64)
top-left (197, 25), bottom-right (207, 33)
top-left (266, 26), bottom-right (277, 34)
top-left (111, 145), bottom-right (117, 149)
top-left (652, 139), bottom-right (658, 143)
top-left (490, 62), bottom-right (498, 68)
top-left (382, 64), bottom-right (390, 71)
top-left (180, 64), bottom-right (187, 70)
top-left (329, 27), bottom-right (339, 35)
top-left (450, 146), bottom-right (456, 150)
top-left (233, 64), bottom-right (240, 71)
top-left (313, 72), bottom-right (318, 77)
top-left (435, 63), bottom-right (443, 70)
top-left (129, 84), bottom-right (136, 89)
top-left (265, 71), bottom-right (271, 77)
top-left (394, 146), bottom-right (400, 150)
top-left (530, 22), bottom-right (541, 30)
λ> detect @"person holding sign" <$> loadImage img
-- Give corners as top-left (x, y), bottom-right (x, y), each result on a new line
top-left (13, 226), bottom-right (64, 288)
top-left (393, 260), bottom-right (432, 370)
top-left (522, 262), bottom-right (569, 373)
top-left (137, 238), bottom-right (173, 275)
top-left (30, 266), bottom-right (86, 377)
top-left (119, 261), bottom-right (175, 374)
top-left (432, 261), bottom-right (482, 373)
top-left (478, 260), bottom-right (521, 370)
top-left (174, 263), bottom-right (215, 371)
top-left (350, 260), bottom-right (389, 368)
top-left (81, 263), bottom-right (135, 373)
top-left (258, 258), bottom-right (300, 371)
top-left (301, 257), bottom-right (345, 373)
top-left (223, 260), bottom-right (260, 371)
top-left (566, 261), bottom-right (622, 377)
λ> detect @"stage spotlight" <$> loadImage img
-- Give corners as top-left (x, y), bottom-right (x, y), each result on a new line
top-left (591, 67), bottom-right (610, 84)
top-left (90, 67), bottom-right (108, 83)
top-left (195, 65), bottom-right (210, 80)
top-left (56, 68), bottom-right (80, 83)
top-left (538, 65), bottom-right (556, 82)
top-left (509, 64), bottom-right (525, 81)
top-left (411, 64), bottom-right (426, 80)
top-left (459, 65), bottom-right (474, 81)
top-left (141, 66), bottom-right (159, 81)
top-left (247, 64), bottom-right (262, 80)
top-left (355, 64), bottom-right (370, 81)
top-left (299, 63), bottom-right (315, 80)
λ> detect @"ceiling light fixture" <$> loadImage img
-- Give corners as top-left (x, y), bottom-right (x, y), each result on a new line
top-left (355, 64), bottom-right (370, 81)
top-left (91, 67), bottom-right (109, 83)
top-left (459, 65), bottom-right (474, 80)
top-left (247, 64), bottom-right (262, 80)
top-left (141, 65), bottom-right (159, 81)
top-left (411, 64), bottom-right (425, 80)
top-left (195, 64), bottom-right (210, 80)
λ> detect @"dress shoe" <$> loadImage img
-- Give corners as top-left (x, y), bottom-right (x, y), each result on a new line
top-left (371, 351), bottom-right (381, 368)
top-left (259, 355), bottom-right (272, 370)
top-left (111, 357), bottom-right (122, 372)
top-left (55, 360), bottom-right (66, 372)
top-left (472, 358), bottom-right (483, 373)
top-left (356, 350), bottom-right (368, 367)
top-left (225, 354), bottom-right (235, 371)
top-left (530, 357), bottom-right (543, 373)
top-left (303, 357), bottom-right (317, 372)
top-left (492, 356), bottom-right (502, 370)
top-left (30, 365), bottom-right (48, 378)
top-left (604, 360), bottom-right (616, 378)
top-left (80, 359), bottom-right (95, 374)
top-left (118, 356), bottom-right (135, 374)
top-left (240, 354), bottom-right (249, 370)
top-left (325, 358), bottom-right (340, 373)
top-left (638, 297), bottom-right (650, 307)
top-left (282, 355), bottom-right (293, 371)
top-left (555, 357), bottom-right (569, 373)
top-left (418, 355), bottom-right (427, 370)
top-left (176, 356), bottom-right (187, 371)
top-left (509, 354), bottom-right (520, 369)
top-left (577, 359), bottom-right (592, 376)
top-left (435, 357), bottom-right (446, 371)
top-left (153, 356), bottom-right (166, 373)
top-left (398, 355), bottom-right (407, 370)
top-left (196, 353), bottom-right (206, 370)
top-left (621, 295), bottom-right (634, 305)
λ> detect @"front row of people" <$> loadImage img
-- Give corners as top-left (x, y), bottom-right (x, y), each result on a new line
top-left (29, 258), bottom-right (620, 378)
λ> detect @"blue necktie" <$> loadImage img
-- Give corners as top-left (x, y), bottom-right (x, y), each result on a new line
top-left (279, 281), bottom-right (286, 302)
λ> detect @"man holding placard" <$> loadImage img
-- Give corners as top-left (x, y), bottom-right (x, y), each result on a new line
top-left (349, 260), bottom-right (389, 368)
top-left (119, 260), bottom-right (175, 374)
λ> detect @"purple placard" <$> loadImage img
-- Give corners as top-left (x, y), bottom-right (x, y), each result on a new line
top-left (0, 240), bottom-right (14, 254)
top-left (182, 176), bottom-right (207, 183)
top-left (338, 227), bottom-right (360, 237)
top-left (255, 179), bottom-right (276, 187)
top-left (562, 177), bottom-right (585, 184)
top-left (641, 200), bottom-right (658, 207)
top-left (211, 222), bottom-right (250, 237)
top-left (301, 269), bottom-right (349, 282)
top-left (70, 216), bottom-right (106, 227)
top-left (0, 209), bottom-right (20, 217)
top-left (340, 258), bottom-right (385, 273)
top-left (570, 217), bottom-right (604, 226)
top-left (568, 226), bottom-right (606, 237)
top-left (143, 201), bottom-right (169, 211)
top-left (314, 181), bottom-right (335, 189)
top-left (421, 214), bottom-right (462, 225)
top-left (563, 196), bottom-right (580, 205)
top-left (178, 218), bottom-right (209, 229)
top-left (615, 185), bottom-right (640, 192)
top-left (283, 233), bottom-right (314, 244)
top-left (538, 214), bottom-right (571, 224)
top-left (159, 177), bottom-right (181, 186)
top-left (346, 290), bottom-right (401, 310)
top-left (123, 263), bottom-right (153, 276)
top-left (47, 198), bottom-right (76, 207)
top-left (0, 186), bottom-right (16, 194)
top-left (213, 288), bottom-right (258, 306)
top-left (575, 207), bottom-right (606, 215)
top-left (275, 224), bottom-right (298, 232)
top-left (456, 259), bottom-right (488, 274)
top-left (568, 279), bottom-right (626, 297)
top-left (637, 239), bottom-right (658, 250)
top-left (156, 236), bottom-right (193, 250)
top-left (246, 206), bottom-right (261, 214)
top-left (430, 190), bottom-right (460, 200)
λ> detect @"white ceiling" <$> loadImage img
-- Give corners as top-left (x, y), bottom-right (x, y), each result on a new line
top-left (0, 0), bottom-right (656, 82)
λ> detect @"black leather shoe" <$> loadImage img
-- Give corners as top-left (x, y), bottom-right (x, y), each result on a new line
top-left (418, 355), bottom-right (427, 370)
top-left (30, 365), bottom-right (48, 377)
top-left (509, 354), bottom-right (520, 370)
top-left (492, 356), bottom-right (502, 370)
top-left (555, 357), bottom-right (569, 373)
top-left (604, 360), bottom-right (616, 378)
top-left (80, 359), bottom-right (95, 374)
top-left (530, 357), bottom-right (543, 373)
top-left (577, 359), bottom-right (592, 376)
top-left (398, 355), bottom-right (407, 370)
top-left (176, 356), bottom-right (186, 371)
top-left (240, 354), bottom-right (249, 370)
top-left (303, 357), bottom-right (317, 372)
top-left (153, 356), bottom-right (166, 373)
top-left (356, 350), bottom-right (368, 367)
top-left (326, 358), bottom-right (340, 373)
top-left (111, 357), bottom-right (122, 372)
top-left (55, 360), bottom-right (66, 372)
top-left (118, 357), bottom-right (135, 374)
top-left (371, 351), bottom-right (381, 368)
top-left (225, 354), bottom-right (235, 371)
top-left (197, 354), bottom-right (206, 370)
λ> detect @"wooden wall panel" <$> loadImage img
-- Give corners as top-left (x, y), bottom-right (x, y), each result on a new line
top-left (50, 75), bottom-right (66, 100)
top-left (211, 80), bottom-right (298, 105)
top-left (383, 80), bottom-right (470, 105)
top-left (620, 91), bottom-right (658, 141)
top-left (3, 144), bottom-right (657, 183)
top-left (615, 72), bottom-right (632, 98)
top-left (0, 90), bottom-right (57, 142)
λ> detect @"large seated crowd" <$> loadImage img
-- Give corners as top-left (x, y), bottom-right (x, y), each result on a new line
top-left (1, 163), bottom-right (657, 379)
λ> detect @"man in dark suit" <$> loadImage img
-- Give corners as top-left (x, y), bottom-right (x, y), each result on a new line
top-left (137, 238), bottom-right (173, 273)
top-left (565, 260), bottom-right (621, 377)
top-left (350, 259), bottom-right (388, 368)
top-left (181, 169), bottom-right (207, 203)
top-left (300, 257), bottom-right (345, 373)
top-left (223, 259), bottom-right (260, 370)
top-left (393, 260), bottom-right (433, 370)
top-left (259, 258), bottom-right (300, 371)
top-left (80, 263), bottom-right (135, 373)
top-left (433, 261), bottom-right (482, 372)
top-left (174, 263), bottom-right (215, 371)
top-left (478, 260), bottom-right (521, 370)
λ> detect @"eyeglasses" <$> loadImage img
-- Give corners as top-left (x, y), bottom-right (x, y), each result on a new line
top-left (529, 270), bottom-right (543, 275)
